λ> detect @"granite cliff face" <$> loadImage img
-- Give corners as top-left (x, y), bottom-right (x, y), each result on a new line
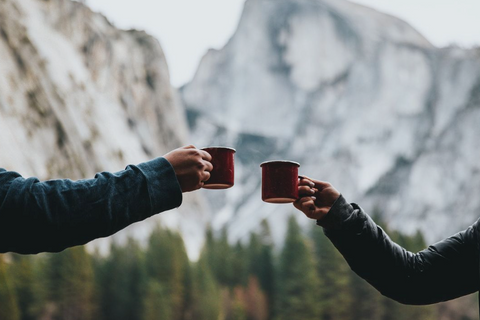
top-left (2, 0), bottom-right (479, 255)
top-left (0, 0), bottom-right (208, 257)
top-left (181, 0), bottom-right (480, 243)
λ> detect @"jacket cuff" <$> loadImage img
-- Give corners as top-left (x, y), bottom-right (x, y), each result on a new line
top-left (317, 194), bottom-right (354, 231)
top-left (135, 157), bottom-right (183, 213)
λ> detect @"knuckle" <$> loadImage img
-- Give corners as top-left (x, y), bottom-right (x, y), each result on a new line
top-left (189, 149), bottom-right (200, 157)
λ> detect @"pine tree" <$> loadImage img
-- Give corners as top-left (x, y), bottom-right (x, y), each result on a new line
top-left (231, 296), bottom-right (248, 320)
top-left (248, 220), bottom-right (275, 318)
top-left (257, 220), bottom-right (275, 298)
top-left (231, 241), bottom-right (249, 288)
top-left (248, 232), bottom-right (261, 273)
top-left (311, 224), bottom-right (352, 320)
top-left (143, 280), bottom-right (173, 320)
top-left (0, 254), bottom-right (21, 320)
top-left (191, 254), bottom-right (221, 320)
top-left (145, 224), bottom-right (191, 320)
top-left (44, 246), bottom-right (95, 320)
top-left (203, 226), bottom-right (233, 286)
top-left (243, 276), bottom-right (268, 320)
top-left (204, 226), bottom-right (217, 272)
top-left (28, 253), bottom-right (52, 319)
top-left (219, 287), bottom-right (248, 320)
top-left (202, 226), bottom-right (246, 288)
top-left (9, 254), bottom-right (36, 320)
top-left (96, 238), bottom-right (147, 320)
top-left (275, 216), bottom-right (321, 320)
top-left (216, 227), bottom-right (236, 287)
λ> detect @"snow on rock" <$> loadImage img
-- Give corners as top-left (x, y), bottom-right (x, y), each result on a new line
top-left (0, 0), bottom-right (209, 259)
top-left (181, 0), bottom-right (480, 244)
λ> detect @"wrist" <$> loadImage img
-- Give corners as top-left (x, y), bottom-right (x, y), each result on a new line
top-left (316, 194), bottom-right (353, 230)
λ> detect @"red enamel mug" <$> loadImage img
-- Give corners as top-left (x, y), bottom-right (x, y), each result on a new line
top-left (201, 147), bottom-right (236, 189)
top-left (260, 160), bottom-right (300, 203)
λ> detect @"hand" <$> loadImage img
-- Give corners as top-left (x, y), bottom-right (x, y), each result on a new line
top-left (164, 145), bottom-right (213, 192)
top-left (294, 177), bottom-right (340, 224)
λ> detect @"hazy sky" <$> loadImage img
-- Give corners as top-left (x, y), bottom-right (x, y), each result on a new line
top-left (85, 0), bottom-right (480, 87)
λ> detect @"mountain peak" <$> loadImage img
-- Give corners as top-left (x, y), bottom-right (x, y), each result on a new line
top-left (181, 0), bottom-right (480, 245)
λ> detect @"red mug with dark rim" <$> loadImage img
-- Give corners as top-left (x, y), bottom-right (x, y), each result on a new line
top-left (201, 147), bottom-right (236, 189)
top-left (260, 160), bottom-right (300, 203)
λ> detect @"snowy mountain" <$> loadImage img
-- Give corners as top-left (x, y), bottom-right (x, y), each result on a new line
top-left (181, 0), bottom-right (480, 245)
top-left (2, 0), bottom-right (479, 258)
top-left (0, 0), bottom-right (209, 258)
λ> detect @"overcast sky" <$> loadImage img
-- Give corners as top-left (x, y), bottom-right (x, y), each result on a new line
top-left (85, 0), bottom-right (480, 87)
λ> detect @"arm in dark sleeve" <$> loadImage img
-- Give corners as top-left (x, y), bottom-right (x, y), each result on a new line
top-left (322, 195), bottom-right (479, 305)
top-left (0, 157), bottom-right (182, 254)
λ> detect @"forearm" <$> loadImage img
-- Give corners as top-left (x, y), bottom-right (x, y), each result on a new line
top-left (0, 157), bottom-right (182, 254)
top-left (322, 196), bottom-right (479, 304)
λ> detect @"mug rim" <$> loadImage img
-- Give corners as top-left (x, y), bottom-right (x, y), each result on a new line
top-left (260, 160), bottom-right (300, 167)
top-left (201, 146), bottom-right (236, 152)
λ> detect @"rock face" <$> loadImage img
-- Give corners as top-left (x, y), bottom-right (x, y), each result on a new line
top-left (181, 0), bottom-right (480, 244)
top-left (0, 0), bottom-right (208, 257)
top-left (2, 0), bottom-right (479, 255)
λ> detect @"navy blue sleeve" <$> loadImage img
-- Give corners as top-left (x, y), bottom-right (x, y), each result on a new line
top-left (322, 195), bottom-right (479, 305)
top-left (0, 157), bottom-right (182, 254)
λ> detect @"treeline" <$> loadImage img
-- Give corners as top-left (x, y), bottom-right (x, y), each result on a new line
top-left (0, 215), bottom-right (467, 320)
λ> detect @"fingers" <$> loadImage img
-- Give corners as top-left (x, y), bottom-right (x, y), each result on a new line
top-left (183, 145), bottom-right (212, 161)
top-left (196, 150), bottom-right (213, 173)
top-left (189, 170), bottom-right (211, 191)
top-left (298, 185), bottom-right (315, 197)
top-left (200, 149), bottom-right (213, 162)
top-left (295, 196), bottom-right (331, 220)
top-left (298, 177), bottom-right (317, 201)
top-left (299, 176), bottom-right (315, 187)
top-left (181, 147), bottom-right (213, 171)
top-left (294, 196), bottom-right (311, 209)
top-left (174, 146), bottom-right (337, 202)
top-left (183, 146), bottom-right (212, 165)
top-left (311, 179), bottom-right (333, 190)
top-left (294, 196), bottom-right (317, 218)
top-left (181, 145), bottom-right (212, 162)
top-left (195, 156), bottom-right (212, 189)
top-left (201, 171), bottom-right (211, 183)
top-left (299, 176), bottom-right (334, 195)
top-left (294, 195), bottom-right (315, 208)
top-left (164, 145), bottom-right (215, 193)
top-left (187, 147), bottom-right (212, 180)
top-left (204, 160), bottom-right (213, 172)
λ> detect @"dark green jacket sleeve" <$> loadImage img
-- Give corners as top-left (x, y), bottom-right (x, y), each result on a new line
top-left (322, 195), bottom-right (479, 305)
top-left (0, 157), bottom-right (182, 254)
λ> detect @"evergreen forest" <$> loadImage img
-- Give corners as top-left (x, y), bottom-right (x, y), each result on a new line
top-left (0, 216), bottom-right (476, 320)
